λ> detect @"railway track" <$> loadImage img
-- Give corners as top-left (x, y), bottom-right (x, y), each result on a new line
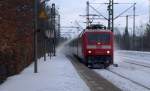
top-left (123, 61), bottom-right (150, 68)
top-left (116, 55), bottom-right (150, 68)
top-left (68, 55), bottom-right (150, 91)
top-left (106, 69), bottom-right (150, 90)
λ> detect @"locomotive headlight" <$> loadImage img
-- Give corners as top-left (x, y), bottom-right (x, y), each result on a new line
top-left (88, 50), bottom-right (92, 54)
top-left (97, 42), bottom-right (101, 45)
top-left (107, 50), bottom-right (110, 54)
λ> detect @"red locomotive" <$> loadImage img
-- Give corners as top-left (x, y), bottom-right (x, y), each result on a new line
top-left (67, 24), bottom-right (114, 68)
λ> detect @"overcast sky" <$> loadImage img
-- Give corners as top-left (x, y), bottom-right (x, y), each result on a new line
top-left (47, 0), bottom-right (149, 36)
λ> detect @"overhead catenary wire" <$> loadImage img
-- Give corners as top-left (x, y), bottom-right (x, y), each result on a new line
top-left (75, 21), bottom-right (84, 30)
top-left (89, 4), bottom-right (108, 20)
top-left (114, 3), bottom-right (136, 20)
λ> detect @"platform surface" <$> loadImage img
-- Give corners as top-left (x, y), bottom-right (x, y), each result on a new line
top-left (68, 56), bottom-right (121, 91)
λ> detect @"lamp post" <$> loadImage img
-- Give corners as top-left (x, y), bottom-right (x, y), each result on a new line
top-left (34, 0), bottom-right (39, 73)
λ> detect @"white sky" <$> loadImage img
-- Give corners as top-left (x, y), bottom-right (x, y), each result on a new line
top-left (47, 0), bottom-right (149, 37)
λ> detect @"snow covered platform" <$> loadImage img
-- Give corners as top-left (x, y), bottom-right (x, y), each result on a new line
top-left (68, 56), bottom-right (121, 91)
top-left (0, 52), bottom-right (90, 91)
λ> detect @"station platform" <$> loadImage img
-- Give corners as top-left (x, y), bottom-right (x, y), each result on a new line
top-left (0, 53), bottom-right (89, 91)
top-left (0, 48), bottom-right (120, 91)
top-left (68, 56), bottom-right (121, 91)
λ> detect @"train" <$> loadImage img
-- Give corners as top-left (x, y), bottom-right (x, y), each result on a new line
top-left (66, 24), bottom-right (114, 68)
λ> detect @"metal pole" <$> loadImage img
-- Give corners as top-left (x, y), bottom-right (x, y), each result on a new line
top-left (34, 0), bottom-right (38, 73)
top-left (126, 15), bottom-right (129, 32)
top-left (50, 6), bottom-right (53, 59)
top-left (49, 7), bottom-right (53, 59)
top-left (108, 0), bottom-right (114, 32)
top-left (133, 3), bottom-right (136, 50)
top-left (58, 14), bottom-right (60, 43)
top-left (149, 0), bottom-right (150, 23)
top-left (112, 0), bottom-right (114, 32)
top-left (44, 38), bottom-right (46, 61)
top-left (108, 0), bottom-right (111, 29)
top-left (112, 0), bottom-right (114, 65)
top-left (87, 1), bottom-right (90, 27)
top-left (52, 4), bottom-right (56, 56)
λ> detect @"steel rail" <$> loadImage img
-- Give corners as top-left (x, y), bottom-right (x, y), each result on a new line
top-left (106, 69), bottom-right (150, 90)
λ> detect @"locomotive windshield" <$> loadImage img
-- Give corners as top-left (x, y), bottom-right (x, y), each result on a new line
top-left (87, 33), bottom-right (110, 44)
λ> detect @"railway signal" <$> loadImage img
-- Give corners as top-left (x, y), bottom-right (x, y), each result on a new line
top-left (38, 7), bottom-right (49, 20)
top-left (33, 0), bottom-right (60, 73)
top-left (34, 0), bottom-right (48, 73)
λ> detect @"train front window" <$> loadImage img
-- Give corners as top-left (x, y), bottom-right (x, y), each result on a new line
top-left (87, 33), bottom-right (110, 44)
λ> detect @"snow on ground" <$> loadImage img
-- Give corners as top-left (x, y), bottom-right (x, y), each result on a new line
top-left (0, 43), bottom-right (90, 91)
top-left (95, 50), bottom-right (150, 91)
top-left (116, 50), bottom-right (150, 64)
top-left (95, 69), bottom-right (150, 91)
